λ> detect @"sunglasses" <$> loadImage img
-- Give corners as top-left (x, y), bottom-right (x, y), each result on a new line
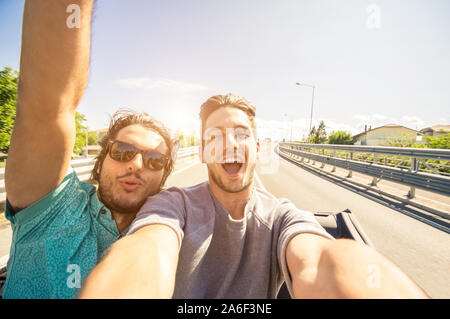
top-left (107, 140), bottom-right (170, 171)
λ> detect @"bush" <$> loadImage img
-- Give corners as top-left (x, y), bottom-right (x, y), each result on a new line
top-left (327, 131), bottom-right (354, 145)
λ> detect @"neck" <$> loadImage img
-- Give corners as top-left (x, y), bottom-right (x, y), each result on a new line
top-left (96, 191), bottom-right (135, 234)
top-left (110, 210), bottom-right (135, 234)
top-left (209, 180), bottom-right (254, 220)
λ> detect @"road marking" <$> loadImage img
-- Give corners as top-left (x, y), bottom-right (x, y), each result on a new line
top-left (0, 254), bottom-right (8, 266)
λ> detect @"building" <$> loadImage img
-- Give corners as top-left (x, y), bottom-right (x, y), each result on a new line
top-left (81, 145), bottom-right (102, 156)
top-left (353, 123), bottom-right (422, 146)
top-left (420, 125), bottom-right (450, 137)
top-left (92, 128), bottom-right (108, 141)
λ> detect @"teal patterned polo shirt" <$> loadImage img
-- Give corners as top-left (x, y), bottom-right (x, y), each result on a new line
top-left (3, 168), bottom-right (127, 299)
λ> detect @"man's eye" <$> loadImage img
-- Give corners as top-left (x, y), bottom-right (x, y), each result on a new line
top-left (207, 135), bottom-right (223, 143)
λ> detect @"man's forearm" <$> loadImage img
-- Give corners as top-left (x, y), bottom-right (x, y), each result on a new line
top-left (78, 225), bottom-right (179, 299)
top-left (292, 239), bottom-right (428, 299)
top-left (18, 0), bottom-right (94, 117)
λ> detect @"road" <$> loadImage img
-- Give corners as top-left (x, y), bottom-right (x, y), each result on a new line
top-left (1, 152), bottom-right (449, 298)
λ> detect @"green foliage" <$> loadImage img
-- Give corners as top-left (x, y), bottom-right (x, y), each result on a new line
top-left (383, 133), bottom-right (449, 150)
top-left (73, 112), bottom-right (88, 155)
top-left (423, 133), bottom-right (450, 149)
top-left (0, 67), bottom-right (93, 156)
top-left (0, 66), bottom-right (19, 152)
top-left (309, 121), bottom-right (327, 144)
top-left (328, 131), bottom-right (354, 145)
top-left (88, 131), bottom-right (98, 145)
top-left (176, 129), bottom-right (200, 148)
top-left (0, 67), bottom-right (97, 154)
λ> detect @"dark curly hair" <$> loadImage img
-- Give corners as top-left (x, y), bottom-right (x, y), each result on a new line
top-left (90, 109), bottom-right (179, 191)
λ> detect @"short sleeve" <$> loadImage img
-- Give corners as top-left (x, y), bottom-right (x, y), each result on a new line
top-left (5, 166), bottom-right (80, 226)
top-left (127, 187), bottom-right (186, 248)
top-left (276, 199), bottom-right (334, 298)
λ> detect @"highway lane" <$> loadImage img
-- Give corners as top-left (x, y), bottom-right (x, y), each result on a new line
top-left (256, 149), bottom-right (450, 298)
top-left (1, 155), bottom-right (449, 298)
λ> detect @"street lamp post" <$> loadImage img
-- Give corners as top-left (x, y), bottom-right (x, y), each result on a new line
top-left (295, 82), bottom-right (315, 144)
top-left (283, 113), bottom-right (293, 142)
top-left (85, 127), bottom-right (89, 158)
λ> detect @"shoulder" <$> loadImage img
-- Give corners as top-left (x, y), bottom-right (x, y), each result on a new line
top-left (251, 187), bottom-right (315, 226)
top-left (152, 181), bottom-right (210, 203)
top-left (251, 186), bottom-right (284, 226)
top-left (6, 169), bottom-right (94, 225)
top-left (140, 181), bottom-right (211, 214)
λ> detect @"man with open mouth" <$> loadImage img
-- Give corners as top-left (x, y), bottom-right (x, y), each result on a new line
top-left (80, 93), bottom-right (427, 299)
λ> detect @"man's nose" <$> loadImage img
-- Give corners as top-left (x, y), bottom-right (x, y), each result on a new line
top-left (224, 131), bottom-right (239, 149)
top-left (127, 153), bottom-right (144, 172)
top-left (223, 132), bottom-right (240, 162)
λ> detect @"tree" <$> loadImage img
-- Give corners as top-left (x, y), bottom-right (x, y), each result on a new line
top-left (73, 112), bottom-right (89, 155)
top-left (0, 66), bottom-right (19, 152)
top-left (309, 126), bottom-right (316, 143)
top-left (310, 121), bottom-right (327, 144)
top-left (328, 131), bottom-right (354, 145)
top-left (423, 133), bottom-right (450, 149)
top-left (0, 67), bottom-right (89, 156)
top-left (88, 131), bottom-right (97, 145)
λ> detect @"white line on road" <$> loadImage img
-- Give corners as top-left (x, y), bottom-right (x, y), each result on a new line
top-left (0, 254), bottom-right (8, 267)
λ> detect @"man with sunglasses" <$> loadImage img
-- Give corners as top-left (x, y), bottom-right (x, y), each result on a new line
top-left (79, 94), bottom-right (427, 299)
top-left (3, 0), bottom-right (177, 299)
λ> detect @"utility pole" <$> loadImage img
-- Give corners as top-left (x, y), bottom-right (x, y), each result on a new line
top-left (85, 127), bottom-right (89, 158)
top-left (295, 82), bottom-right (315, 144)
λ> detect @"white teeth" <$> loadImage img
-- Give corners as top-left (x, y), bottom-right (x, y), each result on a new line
top-left (223, 158), bottom-right (245, 163)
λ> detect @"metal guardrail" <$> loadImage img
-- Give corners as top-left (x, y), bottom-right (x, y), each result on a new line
top-left (286, 143), bottom-right (450, 161)
top-left (0, 146), bottom-right (199, 206)
top-left (279, 142), bottom-right (450, 198)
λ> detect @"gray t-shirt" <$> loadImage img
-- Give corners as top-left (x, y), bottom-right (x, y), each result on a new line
top-left (128, 182), bottom-right (334, 298)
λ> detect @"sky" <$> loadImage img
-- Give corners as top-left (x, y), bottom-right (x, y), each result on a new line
top-left (1, 0), bottom-right (449, 141)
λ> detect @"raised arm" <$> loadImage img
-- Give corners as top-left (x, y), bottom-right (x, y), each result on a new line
top-left (286, 234), bottom-right (428, 298)
top-left (5, 0), bottom-right (94, 211)
top-left (78, 224), bottom-right (179, 298)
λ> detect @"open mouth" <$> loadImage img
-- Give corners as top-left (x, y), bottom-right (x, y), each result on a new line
top-left (221, 161), bottom-right (243, 176)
